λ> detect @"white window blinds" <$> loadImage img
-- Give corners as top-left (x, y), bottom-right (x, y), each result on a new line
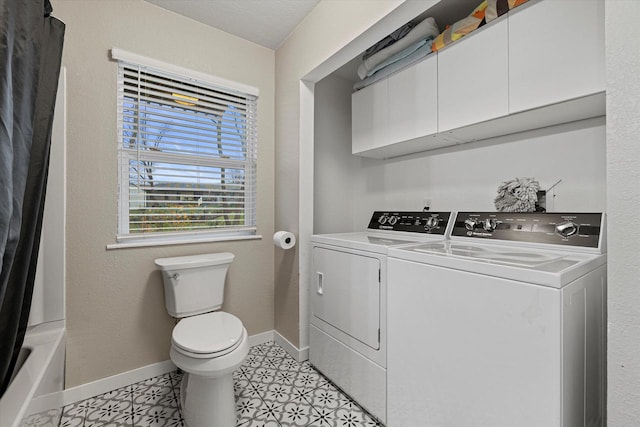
top-left (115, 55), bottom-right (258, 240)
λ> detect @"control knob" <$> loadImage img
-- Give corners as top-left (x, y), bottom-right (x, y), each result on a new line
top-left (378, 214), bottom-right (388, 225)
top-left (556, 221), bottom-right (578, 238)
top-left (424, 216), bottom-right (439, 230)
top-left (483, 218), bottom-right (498, 232)
top-left (388, 216), bottom-right (398, 226)
top-left (464, 218), bottom-right (479, 231)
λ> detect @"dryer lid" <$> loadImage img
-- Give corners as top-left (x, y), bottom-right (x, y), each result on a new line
top-left (172, 312), bottom-right (243, 355)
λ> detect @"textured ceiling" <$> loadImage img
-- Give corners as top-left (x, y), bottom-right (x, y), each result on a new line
top-left (145, 0), bottom-right (321, 50)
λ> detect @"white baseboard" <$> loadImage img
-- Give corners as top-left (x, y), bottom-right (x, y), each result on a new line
top-left (247, 330), bottom-right (308, 362)
top-left (274, 331), bottom-right (309, 362)
top-left (248, 330), bottom-right (274, 347)
top-left (62, 360), bottom-right (177, 406)
top-left (61, 330), bottom-right (308, 405)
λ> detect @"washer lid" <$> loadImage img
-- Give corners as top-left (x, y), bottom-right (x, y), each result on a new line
top-left (172, 312), bottom-right (243, 355)
top-left (388, 241), bottom-right (607, 288)
top-left (413, 242), bottom-right (566, 268)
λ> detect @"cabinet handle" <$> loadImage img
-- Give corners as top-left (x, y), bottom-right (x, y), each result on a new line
top-left (316, 272), bottom-right (324, 295)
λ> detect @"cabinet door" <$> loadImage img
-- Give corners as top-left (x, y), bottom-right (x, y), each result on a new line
top-left (312, 247), bottom-right (381, 350)
top-left (509, 0), bottom-right (605, 113)
top-left (438, 18), bottom-right (509, 132)
top-left (388, 54), bottom-right (438, 144)
top-left (351, 79), bottom-right (388, 154)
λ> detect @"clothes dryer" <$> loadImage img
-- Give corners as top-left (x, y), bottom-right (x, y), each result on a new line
top-left (310, 211), bottom-right (452, 423)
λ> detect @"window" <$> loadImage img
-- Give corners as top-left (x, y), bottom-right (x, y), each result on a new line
top-left (113, 50), bottom-right (258, 243)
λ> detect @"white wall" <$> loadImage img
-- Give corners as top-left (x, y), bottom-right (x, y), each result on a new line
top-left (314, 74), bottom-right (606, 233)
top-left (314, 75), bottom-right (360, 234)
top-left (313, 2), bottom-right (640, 424)
top-left (312, 3), bottom-right (640, 423)
top-left (353, 119), bottom-right (606, 219)
top-left (606, 0), bottom-right (640, 423)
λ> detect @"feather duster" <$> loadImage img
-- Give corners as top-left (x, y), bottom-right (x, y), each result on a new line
top-left (494, 177), bottom-right (540, 212)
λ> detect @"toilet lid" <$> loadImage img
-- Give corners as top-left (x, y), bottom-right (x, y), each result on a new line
top-left (172, 312), bottom-right (244, 355)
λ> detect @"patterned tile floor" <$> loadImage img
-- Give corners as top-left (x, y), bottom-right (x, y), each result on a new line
top-left (30, 341), bottom-right (383, 427)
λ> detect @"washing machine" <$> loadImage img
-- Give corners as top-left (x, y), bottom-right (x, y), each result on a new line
top-left (310, 211), bottom-right (453, 423)
top-left (387, 211), bottom-right (607, 427)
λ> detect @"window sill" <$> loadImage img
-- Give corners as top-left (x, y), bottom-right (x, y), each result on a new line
top-left (106, 233), bottom-right (263, 250)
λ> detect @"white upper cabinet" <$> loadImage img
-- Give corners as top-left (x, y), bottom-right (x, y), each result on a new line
top-left (438, 18), bottom-right (509, 132)
top-left (352, 54), bottom-right (437, 155)
top-left (352, 79), bottom-right (388, 154)
top-left (350, 0), bottom-right (606, 159)
top-left (508, 0), bottom-right (605, 113)
top-left (387, 54), bottom-right (438, 145)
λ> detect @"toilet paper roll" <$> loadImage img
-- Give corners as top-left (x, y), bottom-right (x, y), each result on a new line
top-left (273, 231), bottom-right (296, 250)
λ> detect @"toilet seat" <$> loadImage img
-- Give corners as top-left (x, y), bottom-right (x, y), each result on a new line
top-left (172, 311), bottom-right (244, 359)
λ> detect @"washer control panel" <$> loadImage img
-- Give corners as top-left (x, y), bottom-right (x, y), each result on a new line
top-left (452, 212), bottom-right (603, 248)
top-left (368, 211), bottom-right (451, 235)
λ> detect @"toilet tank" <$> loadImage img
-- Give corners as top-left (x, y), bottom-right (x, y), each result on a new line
top-left (154, 252), bottom-right (235, 318)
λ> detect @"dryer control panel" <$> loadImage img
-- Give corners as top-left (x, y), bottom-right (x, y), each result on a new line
top-left (452, 212), bottom-right (604, 248)
top-left (368, 211), bottom-right (451, 235)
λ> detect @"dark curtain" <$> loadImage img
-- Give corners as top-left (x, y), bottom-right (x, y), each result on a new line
top-left (0, 0), bottom-right (65, 397)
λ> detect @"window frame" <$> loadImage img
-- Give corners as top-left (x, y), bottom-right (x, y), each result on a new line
top-left (110, 49), bottom-right (259, 248)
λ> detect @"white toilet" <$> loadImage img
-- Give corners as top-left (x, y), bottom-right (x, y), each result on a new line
top-left (154, 252), bottom-right (248, 427)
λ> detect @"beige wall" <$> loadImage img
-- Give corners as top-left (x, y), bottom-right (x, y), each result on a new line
top-left (274, 0), bottom-right (408, 347)
top-left (54, 0), bottom-right (275, 387)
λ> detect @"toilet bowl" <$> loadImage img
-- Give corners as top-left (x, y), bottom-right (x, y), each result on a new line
top-left (171, 312), bottom-right (248, 427)
top-left (154, 253), bottom-right (247, 427)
